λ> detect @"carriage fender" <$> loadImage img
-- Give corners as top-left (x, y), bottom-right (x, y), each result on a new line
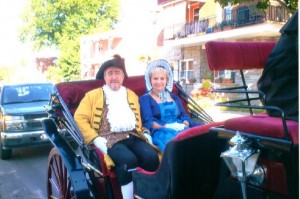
top-left (42, 118), bottom-right (93, 199)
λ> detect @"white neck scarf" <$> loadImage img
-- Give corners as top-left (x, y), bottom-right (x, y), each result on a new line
top-left (103, 85), bottom-right (136, 132)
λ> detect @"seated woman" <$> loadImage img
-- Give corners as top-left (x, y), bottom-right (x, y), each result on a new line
top-left (139, 59), bottom-right (201, 151)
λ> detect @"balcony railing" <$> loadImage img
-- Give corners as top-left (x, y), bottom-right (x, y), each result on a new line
top-left (164, 5), bottom-right (290, 40)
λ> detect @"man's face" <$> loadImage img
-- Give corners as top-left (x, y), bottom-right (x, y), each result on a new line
top-left (104, 66), bottom-right (125, 91)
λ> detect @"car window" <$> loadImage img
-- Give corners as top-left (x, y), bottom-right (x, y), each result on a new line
top-left (3, 88), bottom-right (19, 104)
top-left (2, 84), bottom-right (53, 104)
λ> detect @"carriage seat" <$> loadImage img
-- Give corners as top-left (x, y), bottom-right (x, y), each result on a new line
top-left (224, 113), bottom-right (298, 144)
top-left (55, 76), bottom-right (147, 115)
top-left (55, 74), bottom-right (224, 199)
top-left (56, 75), bottom-right (191, 116)
top-left (205, 41), bottom-right (299, 145)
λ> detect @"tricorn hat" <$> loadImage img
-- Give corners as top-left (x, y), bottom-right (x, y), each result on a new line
top-left (96, 54), bottom-right (128, 80)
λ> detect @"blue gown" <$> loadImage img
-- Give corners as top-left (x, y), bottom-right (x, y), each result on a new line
top-left (152, 101), bottom-right (189, 151)
top-left (139, 93), bottom-right (194, 151)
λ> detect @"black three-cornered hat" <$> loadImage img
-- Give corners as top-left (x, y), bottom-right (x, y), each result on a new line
top-left (96, 54), bottom-right (128, 80)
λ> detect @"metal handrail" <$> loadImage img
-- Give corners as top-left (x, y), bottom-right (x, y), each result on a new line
top-left (175, 82), bottom-right (214, 124)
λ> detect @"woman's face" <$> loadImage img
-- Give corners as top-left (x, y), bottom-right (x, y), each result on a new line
top-left (150, 70), bottom-right (168, 93)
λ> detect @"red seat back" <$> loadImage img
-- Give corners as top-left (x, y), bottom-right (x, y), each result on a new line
top-left (55, 75), bottom-right (191, 115)
top-left (205, 41), bottom-right (276, 70)
top-left (205, 41), bottom-right (298, 145)
top-left (55, 76), bottom-right (146, 115)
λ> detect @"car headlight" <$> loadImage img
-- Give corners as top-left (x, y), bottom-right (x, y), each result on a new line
top-left (3, 115), bottom-right (25, 131)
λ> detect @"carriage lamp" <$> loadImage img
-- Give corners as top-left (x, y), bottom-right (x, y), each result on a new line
top-left (220, 132), bottom-right (260, 199)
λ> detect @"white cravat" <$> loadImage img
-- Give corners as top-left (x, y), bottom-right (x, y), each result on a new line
top-left (103, 85), bottom-right (136, 132)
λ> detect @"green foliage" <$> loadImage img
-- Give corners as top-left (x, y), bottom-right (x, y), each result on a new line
top-left (58, 38), bottom-right (81, 82)
top-left (215, 0), bottom-right (297, 12)
top-left (20, 0), bottom-right (120, 48)
top-left (45, 65), bottom-right (63, 83)
top-left (0, 66), bottom-right (12, 82)
top-left (204, 71), bottom-right (213, 80)
top-left (191, 79), bottom-right (227, 109)
top-left (19, 0), bottom-right (120, 81)
top-left (202, 79), bottom-right (213, 90)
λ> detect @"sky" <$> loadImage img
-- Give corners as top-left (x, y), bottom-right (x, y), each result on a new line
top-left (0, 0), bottom-right (33, 67)
top-left (0, 0), bottom-right (158, 81)
top-left (0, 0), bottom-right (157, 68)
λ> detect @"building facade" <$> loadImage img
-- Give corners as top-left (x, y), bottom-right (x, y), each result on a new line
top-left (80, 0), bottom-right (291, 93)
top-left (158, 0), bottom-right (291, 90)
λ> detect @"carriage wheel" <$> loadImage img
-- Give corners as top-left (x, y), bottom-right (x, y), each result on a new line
top-left (47, 148), bottom-right (75, 199)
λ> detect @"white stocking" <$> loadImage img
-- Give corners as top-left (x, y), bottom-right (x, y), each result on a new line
top-left (121, 181), bottom-right (134, 199)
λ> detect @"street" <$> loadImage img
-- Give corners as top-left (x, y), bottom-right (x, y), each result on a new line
top-left (0, 145), bottom-right (53, 199)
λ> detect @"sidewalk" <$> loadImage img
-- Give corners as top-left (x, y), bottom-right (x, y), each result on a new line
top-left (204, 107), bottom-right (249, 122)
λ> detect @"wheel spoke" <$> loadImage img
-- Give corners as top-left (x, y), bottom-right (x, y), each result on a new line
top-left (47, 148), bottom-right (74, 199)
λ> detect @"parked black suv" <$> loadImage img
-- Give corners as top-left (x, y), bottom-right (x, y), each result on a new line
top-left (0, 83), bottom-right (53, 159)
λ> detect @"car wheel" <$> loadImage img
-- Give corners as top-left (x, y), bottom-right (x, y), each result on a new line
top-left (0, 142), bottom-right (12, 160)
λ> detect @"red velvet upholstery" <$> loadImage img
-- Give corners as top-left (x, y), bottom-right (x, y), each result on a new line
top-left (55, 76), bottom-right (146, 115)
top-left (55, 75), bottom-right (191, 115)
top-left (205, 41), bottom-right (298, 145)
top-left (56, 79), bottom-right (103, 115)
top-left (224, 113), bottom-right (299, 144)
top-left (175, 121), bottom-right (224, 140)
top-left (205, 41), bottom-right (276, 70)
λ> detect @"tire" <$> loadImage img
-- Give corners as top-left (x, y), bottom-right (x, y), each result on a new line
top-left (47, 148), bottom-right (75, 199)
top-left (0, 140), bottom-right (12, 160)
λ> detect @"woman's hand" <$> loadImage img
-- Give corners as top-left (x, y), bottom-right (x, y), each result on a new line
top-left (164, 122), bottom-right (185, 131)
top-left (183, 120), bottom-right (190, 127)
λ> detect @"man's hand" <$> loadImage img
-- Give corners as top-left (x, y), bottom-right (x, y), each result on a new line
top-left (93, 136), bottom-right (108, 153)
top-left (144, 133), bottom-right (153, 144)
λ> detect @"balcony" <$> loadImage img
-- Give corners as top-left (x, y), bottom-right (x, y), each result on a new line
top-left (164, 5), bottom-right (290, 40)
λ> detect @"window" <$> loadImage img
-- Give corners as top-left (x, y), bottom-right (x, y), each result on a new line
top-left (180, 60), bottom-right (194, 83)
top-left (217, 70), bottom-right (235, 83)
top-left (218, 70), bottom-right (232, 78)
top-left (225, 3), bottom-right (232, 21)
top-left (194, 8), bottom-right (199, 21)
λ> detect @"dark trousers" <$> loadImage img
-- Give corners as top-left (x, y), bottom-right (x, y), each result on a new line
top-left (108, 135), bottom-right (159, 185)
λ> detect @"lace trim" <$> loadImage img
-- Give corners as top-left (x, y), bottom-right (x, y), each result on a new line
top-left (103, 85), bottom-right (136, 132)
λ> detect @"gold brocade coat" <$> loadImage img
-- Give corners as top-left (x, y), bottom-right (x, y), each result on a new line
top-left (74, 87), bottom-right (143, 144)
top-left (74, 87), bottom-right (162, 162)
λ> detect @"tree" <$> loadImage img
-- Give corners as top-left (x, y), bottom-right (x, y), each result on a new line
top-left (215, 0), bottom-right (297, 12)
top-left (0, 66), bottom-right (12, 83)
top-left (19, 0), bottom-right (120, 82)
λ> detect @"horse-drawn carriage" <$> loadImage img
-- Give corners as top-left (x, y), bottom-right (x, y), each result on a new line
top-left (42, 41), bottom-right (298, 199)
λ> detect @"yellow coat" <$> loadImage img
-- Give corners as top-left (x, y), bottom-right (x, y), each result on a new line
top-left (74, 87), bottom-right (143, 144)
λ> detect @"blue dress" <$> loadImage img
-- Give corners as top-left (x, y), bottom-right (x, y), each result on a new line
top-left (139, 93), bottom-right (195, 151)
